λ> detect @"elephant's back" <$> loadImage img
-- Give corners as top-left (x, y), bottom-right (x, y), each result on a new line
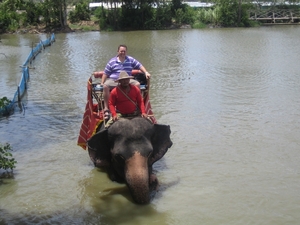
top-left (109, 117), bottom-right (153, 135)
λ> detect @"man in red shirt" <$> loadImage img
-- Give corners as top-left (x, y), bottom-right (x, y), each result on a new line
top-left (108, 71), bottom-right (148, 122)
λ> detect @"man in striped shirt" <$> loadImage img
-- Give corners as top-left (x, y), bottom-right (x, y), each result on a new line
top-left (101, 44), bottom-right (151, 116)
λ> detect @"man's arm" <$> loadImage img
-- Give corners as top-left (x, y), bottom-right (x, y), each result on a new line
top-left (108, 90), bottom-right (117, 117)
top-left (101, 73), bottom-right (108, 85)
top-left (131, 56), bottom-right (151, 79)
top-left (139, 65), bottom-right (151, 79)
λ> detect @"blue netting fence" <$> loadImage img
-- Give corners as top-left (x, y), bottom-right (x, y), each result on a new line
top-left (0, 33), bottom-right (56, 117)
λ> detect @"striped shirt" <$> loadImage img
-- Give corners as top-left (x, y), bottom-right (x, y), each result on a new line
top-left (104, 55), bottom-right (142, 80)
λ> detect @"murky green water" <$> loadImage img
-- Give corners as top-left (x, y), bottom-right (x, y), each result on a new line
top-left (1, 26), bottom-right (300, 224)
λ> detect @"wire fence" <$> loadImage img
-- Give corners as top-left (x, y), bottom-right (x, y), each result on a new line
top-left (0, 33), bottom-right (56, 117)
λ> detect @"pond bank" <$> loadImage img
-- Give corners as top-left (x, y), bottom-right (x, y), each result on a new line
top-left (2, 20), bottom-right (199, 35)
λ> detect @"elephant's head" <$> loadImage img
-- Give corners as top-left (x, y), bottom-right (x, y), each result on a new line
top-left (87, 117), bottom-right (172, 204)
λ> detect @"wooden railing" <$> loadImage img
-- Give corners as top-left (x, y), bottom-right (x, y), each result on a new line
top-left (249, 9), bottom-right (300, 23)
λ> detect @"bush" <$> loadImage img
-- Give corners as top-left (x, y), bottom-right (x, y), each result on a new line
top-left (0, 97), bottom-right (13, 117)
top-left (174, 8), bottom-right (184, 25)
top-left (0, 11), bottom-right (21, 32)
top-left (155, 4), bottom-right (172, 28)
top-left (192, 21), bottom-right (207, 29)
top-left (146, 4), bottom-right (172, 30)
top-left (215, 0), bottom-right (239, 27)
top-left (195, 8), bottom-right (218, 24)
top-left (181, 4), bottom-right (196, 24)
top-left (0, 97), bottom-right (11, 108)
top-left (173, 4), bottom-right (196, 25)
top-left (239, 4), bottom-right (254, 27)
top-left (69, 1), bottom-right (91, 23)
top-left (0, 143), bottom-right (17, 171)
top-left (23, 1), bottom-right (43, 25)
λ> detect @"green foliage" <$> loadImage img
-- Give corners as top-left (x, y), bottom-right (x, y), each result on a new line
top-left (120, 3), bottom-right (160, 30)
top-left (23, 1), bottom-right (43, 25)
top-left (93, 7), bottom-right (113, 31)
top-left (181, 4), bottom-right (196, 24)
top-left (152, 4), bottom-right (172, 29)
top-left (239, 3), bottom-right (254, 27)
top-left (94, 3), bottom-right (173, 31)
top-left (99, 7), bottom-right (122, 31)
top-left (211, 0), bottom-right (253, 27)
top-left (8, 18), bottom-right (19, 31)
top-left (0, 97), bottom-right (11, 108)
top-left (0, 143), bottom-right (17, 171)
top-left (195, 8), bottom-right (218, 24)
top-left (214, 0), bottom-right (239, 27)
top-left (0, 0), bottom-right (62, 32)
top-left (173, 4), bottom-right (196, 25)
top-left (174, 8), bottom-right (184, 25)
top-left (40, 0), bottom-right (67, 27)
top-left (2, 0), bottom-right (294, 32)
top-left (0, 3), bottom-right (21, 32)
top-left (69, 1), bottom-right (91, 23)
top-left (93, 6), bottom-right (103, 19)
top-left (171, 0), bottom-right (183, 16)
top-left (0, 97), bottom-right (13, 117)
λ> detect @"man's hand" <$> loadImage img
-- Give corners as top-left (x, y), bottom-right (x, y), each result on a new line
top-left (141, 113), bottom-right (148, 118)
top-left (93, 72), bottom-right (102, 78)
top-left (145, 72), bottom-right (151, 79)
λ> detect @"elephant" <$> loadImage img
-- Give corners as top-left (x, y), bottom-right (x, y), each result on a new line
top-left (87, 117), bottom-right (173, 204)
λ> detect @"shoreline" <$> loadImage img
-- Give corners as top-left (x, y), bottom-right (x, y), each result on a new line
top-left (1, 21), bottom-right (99, 35)
top-left (2, 21), bottom-right (199, 35)
top-left (3, 21), bottom-right (300, 35)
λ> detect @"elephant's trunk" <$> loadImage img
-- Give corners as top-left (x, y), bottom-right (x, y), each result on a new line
top-left (125, 151), bottom-right (150, 204)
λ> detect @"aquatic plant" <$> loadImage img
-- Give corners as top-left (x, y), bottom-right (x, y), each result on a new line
top-left (0, 143), bottom-right (17, 172)
top-left (0, 97), bottom-right (11, 108)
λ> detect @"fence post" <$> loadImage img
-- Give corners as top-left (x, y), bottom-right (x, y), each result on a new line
top-left (41, 40), bottom-right (45, 49)
top-left (24, 69), bottom-right (27, 90)
top-left (27, 67), bottom-right (30, 80)
top-left (17, 86), bottom-right (21, 102)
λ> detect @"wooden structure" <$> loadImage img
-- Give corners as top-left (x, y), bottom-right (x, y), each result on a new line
top-left (249, 9), bottom-right (300, 24)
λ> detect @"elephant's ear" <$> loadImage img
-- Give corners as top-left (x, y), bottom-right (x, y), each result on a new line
top-left (87, 129), bottom-right (111, 165)
top-left (149, 124), bottom-right (173, 165)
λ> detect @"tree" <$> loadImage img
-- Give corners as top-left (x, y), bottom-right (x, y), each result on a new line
top-left (40, 0), bottom-right (68, 28)
top-left (238, 0), bottom-right (241, 24)
top-left (213, 0), bottom-right (252, 27)
top-left (69, 1), bottom-right (91, 23)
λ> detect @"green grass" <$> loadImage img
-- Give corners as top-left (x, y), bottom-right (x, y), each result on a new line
top-left (192, 22), bottom-right (207, 29)
top-left (68, 23), bottom-right (99, 31)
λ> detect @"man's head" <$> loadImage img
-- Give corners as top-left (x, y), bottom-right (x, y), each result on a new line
top-left (117, 45), bottom-right (127, 58)
top-left (116, 71), bottom-right (133, 87)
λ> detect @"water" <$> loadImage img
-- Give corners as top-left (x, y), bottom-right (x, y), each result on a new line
top-left (1, 26), bottom-right (300, 224)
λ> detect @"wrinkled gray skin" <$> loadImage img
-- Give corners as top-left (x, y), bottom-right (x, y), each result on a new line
top-left (87, 117), bottom-right (173, 204)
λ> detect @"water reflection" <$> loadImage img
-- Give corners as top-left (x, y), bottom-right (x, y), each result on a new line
top-left (78, 169), bottom-right (171, 225)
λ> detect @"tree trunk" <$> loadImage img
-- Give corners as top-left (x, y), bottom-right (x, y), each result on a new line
top-left (238, 0), bottom-right (241, 25)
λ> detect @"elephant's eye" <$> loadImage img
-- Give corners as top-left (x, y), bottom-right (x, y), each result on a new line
top-left (114, 154), bottom-right (125, 164)
top-left (146, 151), bottom-right (152, 158)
